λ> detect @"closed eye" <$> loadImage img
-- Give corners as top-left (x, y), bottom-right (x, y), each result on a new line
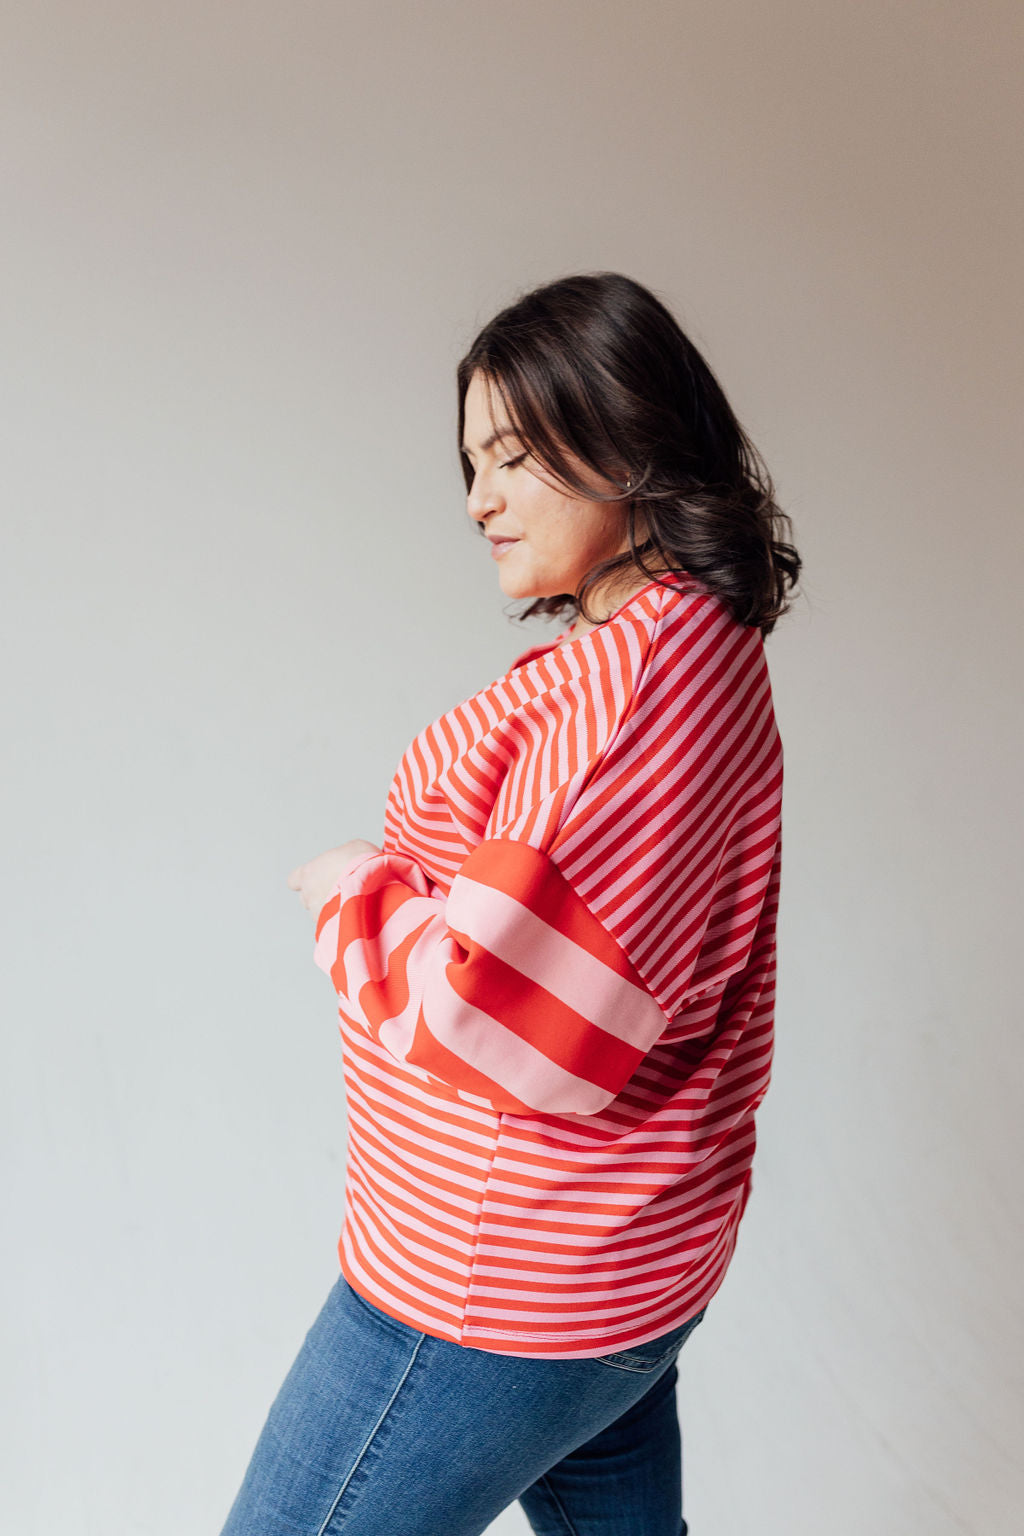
top-left (500, 453), bottom-right (527, 470)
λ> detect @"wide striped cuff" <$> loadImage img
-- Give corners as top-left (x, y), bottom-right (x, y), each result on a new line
top-left (314, 839), bottom-right (670, 1117)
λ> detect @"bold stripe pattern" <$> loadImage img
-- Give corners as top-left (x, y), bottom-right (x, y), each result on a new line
top-left (312, 570), bottom-right (784, 1357)
top-left (314, 839), bottom-right (671, 1116)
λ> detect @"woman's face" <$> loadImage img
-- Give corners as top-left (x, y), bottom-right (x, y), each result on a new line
top-left (462, 369), bottom-right (636, 604)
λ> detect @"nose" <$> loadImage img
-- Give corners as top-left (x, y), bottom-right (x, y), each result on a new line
top-left (466, 463), bottom-right (504, 528)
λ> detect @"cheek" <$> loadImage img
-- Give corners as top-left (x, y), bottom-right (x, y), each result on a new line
top-left (527, 514), bottom-right (576, 562)
top-left (517, 485), bottom-right (564, 544)
top-left (517, 481), bottom-right (613, 562)
top-left (565, 506), bottom-right (617, 558)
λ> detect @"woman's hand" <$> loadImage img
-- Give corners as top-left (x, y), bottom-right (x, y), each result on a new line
top-left (287, 839), bottom-right (382, 921)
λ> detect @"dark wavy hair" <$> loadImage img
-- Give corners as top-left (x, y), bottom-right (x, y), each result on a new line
top-left (455, 271), bottom-right (802, 638)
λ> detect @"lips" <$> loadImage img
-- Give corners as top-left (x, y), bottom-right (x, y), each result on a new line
top-left (490, 537), bottom-right (519, 558)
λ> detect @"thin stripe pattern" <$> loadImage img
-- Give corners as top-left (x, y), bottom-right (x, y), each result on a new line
top-left (313, 570), bottom-right (783, 1357)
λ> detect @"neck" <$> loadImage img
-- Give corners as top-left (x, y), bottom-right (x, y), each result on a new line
top-left (562, 562), bottom-right (673, 641)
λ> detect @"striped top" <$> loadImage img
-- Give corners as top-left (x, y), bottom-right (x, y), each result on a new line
top-left (313, 568), bottom-right (783, 1358)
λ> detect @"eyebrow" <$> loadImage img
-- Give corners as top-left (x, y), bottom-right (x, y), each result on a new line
top-left (460, 427), bottom-right (520, 457)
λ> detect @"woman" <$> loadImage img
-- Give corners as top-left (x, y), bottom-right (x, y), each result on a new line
top-left (219, 271), bottom-right (801, 1536)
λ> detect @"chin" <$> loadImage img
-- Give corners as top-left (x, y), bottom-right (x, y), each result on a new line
top-left (497, 566), bottom-right (534, 598)
top-left (498, 559), bottom-right (558, 601)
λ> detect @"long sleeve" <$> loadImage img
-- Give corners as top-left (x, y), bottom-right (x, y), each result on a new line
top-left (313, 838), bottom-right (670, 1116)
top-left (313, 590), bottom-right (783, 1118)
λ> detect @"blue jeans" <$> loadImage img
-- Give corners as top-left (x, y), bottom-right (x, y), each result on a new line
top-left (218, 1270), bottom-right (707, 1535)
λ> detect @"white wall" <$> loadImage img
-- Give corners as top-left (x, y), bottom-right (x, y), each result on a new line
top-left (2, 3), bottom-right (1021, 1532)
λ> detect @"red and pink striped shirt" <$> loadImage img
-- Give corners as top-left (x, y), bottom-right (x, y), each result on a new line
top-left (313, 568), bottom-right (783, 1357)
